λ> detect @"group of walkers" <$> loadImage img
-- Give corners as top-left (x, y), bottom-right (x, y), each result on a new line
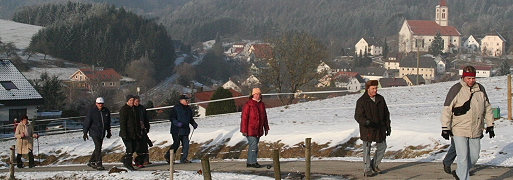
top-left (355, 65), bottom-right (495, 180)
top-left (14, 65), bottom-right (495, 180)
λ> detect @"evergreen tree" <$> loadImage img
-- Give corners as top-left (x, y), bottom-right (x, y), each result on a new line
top-left (429, 32), bottom-right (444, 56)
top-left (205, 87), bottom-right (236, 115)
top-left (31, 72), bottom-right (67, 111)
top-left (382, 37), bottom-right (389, 58)
top-left (496, 60), bottom-right (511, 76)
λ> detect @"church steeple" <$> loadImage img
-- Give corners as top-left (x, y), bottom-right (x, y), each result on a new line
top-left (435, 0), bottom-right (449, 26)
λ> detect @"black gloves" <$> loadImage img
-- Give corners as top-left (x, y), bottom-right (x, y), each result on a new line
top-left (441, 130), bottom-right (453, 140)
top-left (486, 126), bottom-right (495, 138)
top-left (386, 128), bottom-right (391, 136)
top-left (364, 120), bottom-right (380, 128)
top-left (106, 131), bottom-right (112, 139)
top-left (83, 134), bottom-right (89, 141)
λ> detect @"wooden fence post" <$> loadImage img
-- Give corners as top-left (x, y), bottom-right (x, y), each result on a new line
top-left (508, 74), bottom-right (511, 120)
top-left (305, 138), bottom-right (311, 180)
top-left (10, 145), bottom-right (15, 180)
top-left (272, 149), bottom-right (281, 180)
top-left (169, 151), bottom-right (174, 180)
top-left (201, 156), bottom-right (212, 180)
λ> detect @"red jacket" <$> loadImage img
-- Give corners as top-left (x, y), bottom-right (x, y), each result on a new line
top-left (241, 99), bottom-right (269, 137)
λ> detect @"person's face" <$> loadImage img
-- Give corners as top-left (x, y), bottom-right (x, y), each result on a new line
top-left (463, 76), bottom-right (476, 87)
top-left (134, 99), bottom-right (140, 106)
top-left (95, 102), bottom-right (104, 110)
top-left (367, 86), bottom-right (378, 97)
top-left (126, 98), bottom-right (134, 107)
top-left (252, 93), bottom-right (261, 100)
top-left (180, 99), bottom-right (189, 106)
top-left (21, 118), bottom-right (28, 125)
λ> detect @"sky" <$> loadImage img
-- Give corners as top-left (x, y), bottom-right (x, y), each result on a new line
top-left (1, 75), bottom-right (511, 179)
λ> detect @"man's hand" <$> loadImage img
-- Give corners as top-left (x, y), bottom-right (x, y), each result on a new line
top-left (386, 128), bottom-right (391, 136)
top-left (486, 126), bottom-right (495, 138)
top-left (441, 130), bottom-right (453, 140)
top-left (192, 124), bottom-right (198, 129)
top-left (106, 131), bottom-right (112, 139)
top-left (265, 130), bottom-right (268, 136)
top-left (34, 134), bottom-right (40, 139)
top-left (242, 132), bottom-right (247, 136)
top-left (177, 122), bottom-right (184, 127)
top-left (83, 134), bottom-right (89, 141)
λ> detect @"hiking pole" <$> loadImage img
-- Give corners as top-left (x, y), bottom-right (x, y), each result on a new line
top-left (189, 128), bottom-right (195, 141)
top-left (37, 136), bottom-right (40, 165)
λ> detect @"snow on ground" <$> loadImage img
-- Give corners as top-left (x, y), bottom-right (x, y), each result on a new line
top-left (1, 76), bottom-right (512, 179)
top-left (0, 19), bottom-right (42, 49)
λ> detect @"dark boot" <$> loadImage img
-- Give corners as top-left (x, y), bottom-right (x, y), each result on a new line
top-left (16, 154), bottom-right (23, 168)
top-left (28, 151), bottom-right (35, 168)
top-left (122, 154), bottom-right (135, 170)
top-left (95, 161), bottom-right (105, 170)
top-left (164, 151), bottom-right (170, 164)
top-left (144, 153), bottom-right (151, 165)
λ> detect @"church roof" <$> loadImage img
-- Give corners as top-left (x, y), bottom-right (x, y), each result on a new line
top-left (406, 20), bottom-right (461, 36)
top-left (439, 0), bottom-right (447, 6)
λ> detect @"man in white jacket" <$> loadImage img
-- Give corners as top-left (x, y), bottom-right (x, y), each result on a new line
top-left (441, 66), bottom-right (495, 180)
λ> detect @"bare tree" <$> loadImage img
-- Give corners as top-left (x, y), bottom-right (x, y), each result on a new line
top-left (264, 31), bottom-right (329, 105)
top-left (125, 56), bottom-right (157, 93)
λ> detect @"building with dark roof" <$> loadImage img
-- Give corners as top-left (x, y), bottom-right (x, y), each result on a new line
top-left (0, 59), bottom-right (43, 126)
top-left (399, 54), bottom-right (436, 81)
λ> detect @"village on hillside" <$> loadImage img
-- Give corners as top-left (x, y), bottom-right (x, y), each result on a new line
top-left (0, 0), bottom-right (512, 131)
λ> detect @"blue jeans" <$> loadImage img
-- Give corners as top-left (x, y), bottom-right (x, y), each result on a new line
top-left (443, 138), bottom-right (456, 166)
top-left (246, 136), bottom-right (260, 164)
top-left (362, 140), bottom-right (387, 172)
top-left (453, 136), bottom-right (480, 180)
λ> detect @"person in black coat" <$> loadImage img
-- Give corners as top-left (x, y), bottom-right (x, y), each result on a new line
top-left (164, 94), bottom-right (198, 164)
top-left (119, 95), bottom-right (141, 170)
top-left (133, 96), bottom-right (152, 168)
top-left (83, 97), bottom-right (111, 170)
top-left (354, 80), bottom-right (391, 177)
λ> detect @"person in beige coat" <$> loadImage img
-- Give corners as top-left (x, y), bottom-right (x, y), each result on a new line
top-left (14, 115), bottom-right (39, 168)
top-left (441, 66), bottom-right (494, 180)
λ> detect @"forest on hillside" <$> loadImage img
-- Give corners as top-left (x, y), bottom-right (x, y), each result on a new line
top-left (3, 0), bottom-right (513, 56)
top-left (11, 2), bottom-right (175, 82)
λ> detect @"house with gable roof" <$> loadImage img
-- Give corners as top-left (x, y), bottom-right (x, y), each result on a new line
top-left (69, 67), bottom-right (122, 91)
top-left (462, 35), bottom-right (481, 53)
top-left (0, 59), bottom-right (43, 127)
top-left (399, 54), bottom-right (437, 81)
top-left (481, 30), bottom-right (506, 57)
top-left (379, 78), bottom-right (408, 88)
top-left (398, 0), bottom-right (461, 54)
top-left (332, 72), bottom-right (365, 92)
top-left (355, 37), bottom-right (383, 56)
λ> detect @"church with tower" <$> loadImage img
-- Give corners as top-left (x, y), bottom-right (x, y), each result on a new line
top-left (398, 0), bottom-right (461, 54)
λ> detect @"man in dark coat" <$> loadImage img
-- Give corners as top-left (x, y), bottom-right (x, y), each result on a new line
top-left (354, 80), bottom-right (391, 177)
top-left (240, 88), bottom-right (269, 168)
top-left (164, 94), bottom-right (198, 164)
top-left (83, 97), bottom-right (111, 170)
top-left (133, 96), bottom-right (152, 168)
top-left (119, 94), bottom-right (141, 170)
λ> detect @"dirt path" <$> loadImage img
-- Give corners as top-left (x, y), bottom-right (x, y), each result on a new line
top-left (2, 160), bottom-right (512, 179)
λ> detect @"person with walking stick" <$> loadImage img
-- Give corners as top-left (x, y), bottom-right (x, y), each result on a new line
top-left (83, 97), bottom-right (112, 170)
top-left (14, 115), bottom-right (39, 168)
top-left (164, 94), bottom-right (198, 164)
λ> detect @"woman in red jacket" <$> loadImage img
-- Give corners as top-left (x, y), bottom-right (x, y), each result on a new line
top-left (240, 88), bottom-right (269, 168)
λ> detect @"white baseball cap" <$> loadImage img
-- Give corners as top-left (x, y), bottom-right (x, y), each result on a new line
top-left (96, 97), bottom-right (105, 104)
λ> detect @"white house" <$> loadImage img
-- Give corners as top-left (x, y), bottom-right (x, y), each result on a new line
top-left (355, 37), bottom-right (383, 56)
top-left (398, 0), bottom-right (461, 54)
top-left (434, 55), bottom-right (447, 74)
top-left (0, 60), bottom-right (43, 127)
top-left (481, 30), bottom-right (506, 57)
top-left (463, 35), bottom-right (480, 53)
top-left (458, 66), bottom-right (492, 78)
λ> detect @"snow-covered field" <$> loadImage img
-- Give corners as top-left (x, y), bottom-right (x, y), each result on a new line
top-left (1, 76), bottom-right (512, 179)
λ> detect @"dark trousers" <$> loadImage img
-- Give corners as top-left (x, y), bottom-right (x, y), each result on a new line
top-left (89, 137), bottom-right (104, 163)
top-left (122, 137), bottom-right (139, 154)
top-left (16, 151), bottom-right (34, 167)
top-left (170, 134), bottom-right (190, 162)
top-left (134, 138), bottom-right (149, 165)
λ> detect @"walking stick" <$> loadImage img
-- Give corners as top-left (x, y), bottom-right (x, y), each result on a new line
top-left (37, 137), bottom-right (40, 165)
top-left (189, 128), bottom-right (195, 141)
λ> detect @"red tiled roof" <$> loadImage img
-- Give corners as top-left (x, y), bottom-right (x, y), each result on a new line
top-left (406, 20), bottom-right (461, 36)
top-left (193, 89), bottom-right (249, 109)
top-left (439, 0), bottom-right (447, 6)
top-left (251, 44), bottom-right (273, 58)
top-left (79, 68), bottom-right (122, 80)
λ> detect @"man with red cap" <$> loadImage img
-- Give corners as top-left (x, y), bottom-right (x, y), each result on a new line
top-left (441, 65), bottom-right (495, 180)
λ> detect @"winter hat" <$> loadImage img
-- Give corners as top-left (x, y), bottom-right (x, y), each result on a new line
top-left (96, 97), bottom-right (105, 104)
top-left (21, 115), bottom-right (28, 120)
top-left (365, 80), bottom-right (379, 90)
top-left (252, 88), bottom-right (262, 95)
top-left (126, 94), bottom-right (135, 101)
top-left (179, 94), bottom-right (190, 100)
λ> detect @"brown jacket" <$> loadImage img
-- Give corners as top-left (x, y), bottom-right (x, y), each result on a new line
top-left (354, 92), bottom-right (391, 143)
top-left (15, 123), bottom-right (37, 154)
